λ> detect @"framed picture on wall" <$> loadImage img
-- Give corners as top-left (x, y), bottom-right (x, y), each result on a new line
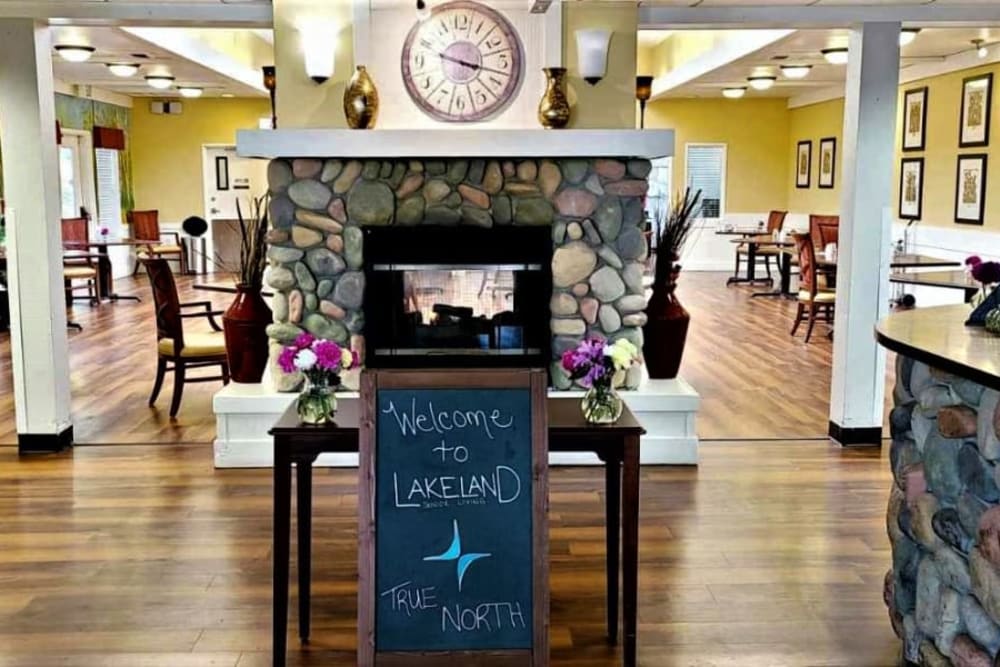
top-left (960, 73), bottom-right (993, 148)
top-left (818, 137), bottom-right (837, 189)
top-left (899, 158), bottom-right (924, 220)
top-left (954, 154), bottom-right (988, 225)
top-left (796, 140), bottom-right (812, 189)
top-left (902, 87), bottom-right (928, 151)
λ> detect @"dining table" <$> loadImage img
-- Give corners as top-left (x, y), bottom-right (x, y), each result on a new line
top-left (193, 280), bottom-right (274, 298)
top-left (727, 236), bottom-right (794, 297)
top-left (63, 238), bottom-right (159, 302)
top-left (889, 270), bottom-right (980, 303)
top-left (716, 227), bottom-right (772, 285)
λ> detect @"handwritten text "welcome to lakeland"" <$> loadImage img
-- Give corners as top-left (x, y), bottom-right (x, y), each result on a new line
top-left (382, 397), bottom-right (521, 509)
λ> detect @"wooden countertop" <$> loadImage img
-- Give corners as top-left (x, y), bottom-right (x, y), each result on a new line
top-left (876, 305), bottom-right (1000, 390)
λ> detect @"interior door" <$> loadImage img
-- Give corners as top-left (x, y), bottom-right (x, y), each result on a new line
top-left (202, 146), bottom-right (267, 273)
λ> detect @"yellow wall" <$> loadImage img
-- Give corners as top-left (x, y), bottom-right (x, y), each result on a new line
top-left (645, 97), bottom-right (791, 212)
top-left (563, 2), bottom-right (637, 129)
top-left (131, 97), bottom-right (271, 223)
top-left (787, 62), bottom-right (1000, 230)
top-left (272, 0), bottom-right (355, 128)
top-left (897, 62), bottom-right (1000, 230)
top-left (786, 98), bottom-right (844, 216)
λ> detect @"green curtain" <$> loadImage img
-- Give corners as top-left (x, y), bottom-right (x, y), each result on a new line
top-left (54, 93), bottom-right (134, 220)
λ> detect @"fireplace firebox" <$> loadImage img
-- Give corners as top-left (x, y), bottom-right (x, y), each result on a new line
top-left (363, 226), bottom-right (552, 369)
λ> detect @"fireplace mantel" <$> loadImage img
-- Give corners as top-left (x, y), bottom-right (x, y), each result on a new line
top-left (236, 129), bottom-right (673, 159)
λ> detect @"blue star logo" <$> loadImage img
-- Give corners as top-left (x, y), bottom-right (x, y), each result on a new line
top-left (423, 519), bottom-right (491, 592)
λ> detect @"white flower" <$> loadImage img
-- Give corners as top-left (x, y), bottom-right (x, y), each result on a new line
top-left (294, 348), bottom-right (317, 371)
top-left (604, 338), bottom-right (637, 371)
top-left (340, 348), bottom-right (354, 369)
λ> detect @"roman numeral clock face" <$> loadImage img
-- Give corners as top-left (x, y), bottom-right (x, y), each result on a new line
top-left (401, 0), bottom-right (525, 123)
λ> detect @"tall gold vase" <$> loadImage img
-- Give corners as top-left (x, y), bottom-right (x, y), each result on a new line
top-left (344, 65), bottom-right (379, 130)
top-left (538, 67), bottom-right (570, 129)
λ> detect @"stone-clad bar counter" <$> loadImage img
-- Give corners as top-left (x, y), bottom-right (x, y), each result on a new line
top-left (878, 305), bottom-right (1000, 665)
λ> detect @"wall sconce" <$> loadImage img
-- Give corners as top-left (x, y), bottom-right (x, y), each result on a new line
top-left (575, 29), bottom-right (612, 85)
top-left (635, 75), bottom-right (653, 129)
top-left (299, 21), bottom-right (337, 84)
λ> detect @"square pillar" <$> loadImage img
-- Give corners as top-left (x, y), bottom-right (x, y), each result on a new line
top-left (0, 19), bottom-right (73, 452)
top-left (828, 22), bottom-right (900, 446)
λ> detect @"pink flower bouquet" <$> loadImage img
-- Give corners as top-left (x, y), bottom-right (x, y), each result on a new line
top-left (278, 333), bottom-right (359, 387)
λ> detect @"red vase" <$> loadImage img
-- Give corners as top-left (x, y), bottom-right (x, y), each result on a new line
top-left (642, 274), bottom-right (690, 380)
top-left (222, 284), bottom-right (272, 384)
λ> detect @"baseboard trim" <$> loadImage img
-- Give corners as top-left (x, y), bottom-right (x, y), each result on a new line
top-left (828, 421), bottom-right (882, 447)
top-left (18, 425), bottom-right (74, 454)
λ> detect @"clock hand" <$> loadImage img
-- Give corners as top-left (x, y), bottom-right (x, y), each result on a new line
top-left (436, 52), bottom-right (508, 77)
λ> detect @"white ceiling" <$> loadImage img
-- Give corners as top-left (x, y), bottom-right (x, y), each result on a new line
top-left (50, 26), bottom-right (268, 98)
top-left (646, 27), bottom-right (1000, 98)
top-left (639, 0), bottom-right (1000, 5)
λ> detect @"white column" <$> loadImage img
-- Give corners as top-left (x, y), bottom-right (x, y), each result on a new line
top-left (829, 22), bottom-right (900, 446)
top-left (0, 19), bottom-right (73, 452)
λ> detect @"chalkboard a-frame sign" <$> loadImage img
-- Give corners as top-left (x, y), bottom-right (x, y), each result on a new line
top-left (358, 369), bottom-right (549, 667)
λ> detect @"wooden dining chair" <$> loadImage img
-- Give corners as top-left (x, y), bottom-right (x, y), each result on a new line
top-left (144, 258), bottom-right (229, 417)
top-left (61, 217), bottom-right (99, 306)
top-left (809, 214), bottom-right (840, 249)
top-left (790, 233), bottom-right (835, 343)
top-left (131, 210), bottom-right (188, 275)
top-left (733, 210), bottom-right (787, 282)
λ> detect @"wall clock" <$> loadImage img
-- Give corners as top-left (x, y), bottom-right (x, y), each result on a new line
top-left (401, 0), bottom-right (525, 123)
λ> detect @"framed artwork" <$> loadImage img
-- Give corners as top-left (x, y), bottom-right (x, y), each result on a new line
top-left (954, 154), bottom-right (988, 225)
top-left (818, 137), bottom-right (837, 189)
top-left (215, 156), bottom-right (230, 191)
top-left (902, 87), bottom-right (928, 151)
top-left (960, 73), bottom-right (993, 148)
top-left (796, 140), bottom-right (812, 189)
top-left (898, 158), bottom-right (924, 220)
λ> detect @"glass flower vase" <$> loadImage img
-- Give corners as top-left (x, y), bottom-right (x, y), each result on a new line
top-left (581, 384), bottom-right (623, 425)
top-left (297, 376), bottom-right (339, 425)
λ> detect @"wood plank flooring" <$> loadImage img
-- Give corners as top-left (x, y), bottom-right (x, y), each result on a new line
top-left (0, 271), bottom-right (875, 444)
top-left (0, 441), bottom-right (900, 666)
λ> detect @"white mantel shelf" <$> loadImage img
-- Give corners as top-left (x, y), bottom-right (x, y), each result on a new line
top-left (236, 129), bottom-right (674, 160)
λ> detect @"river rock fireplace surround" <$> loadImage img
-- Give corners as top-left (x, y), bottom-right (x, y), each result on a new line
top-left (214, 129), bottom-right (700, 467)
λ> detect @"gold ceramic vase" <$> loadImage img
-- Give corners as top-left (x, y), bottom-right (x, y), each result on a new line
top-left (344, 65), bottom-right (379, 130)
top-left (538, 67), bottom-right (570, 129)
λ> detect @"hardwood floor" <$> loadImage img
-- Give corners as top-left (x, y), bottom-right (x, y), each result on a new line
top-left (0, 441), bottom-right (900, 666)
top-left (0, 270), bottom-right (879, 444)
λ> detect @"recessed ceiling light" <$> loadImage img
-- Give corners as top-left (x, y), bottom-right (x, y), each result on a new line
top-left (822, 48), bottom-right (849, 65)
top-left (107, 63), bottom-right (140, 78)
top-left (722, 87), bottom-right (747, 99)
top-left (780, 65), bottom-right (812, 79)
top-left (748, 76), bottom-right (777, 91)
top-left (178, 86), bottom-right (203, 98)
top-left (145, 75), bottom-right (175, 90)
top-left (221, 93), bottom-right (235, 98)
top-left (55, 45), bottom-right (96, 63)
top-left (899, 28), bottom-right (921, 47)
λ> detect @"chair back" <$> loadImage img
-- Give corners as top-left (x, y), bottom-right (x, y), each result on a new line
top-left (793, 233), bottom-right (818, 296)
top-left (130, 210), bottom-right (161, 241)
top-left (61, 217), bottom-right (90, 249)
top-left (766, 210), bottom-right (788, 234)
top-left (144, 258), bottom-right (184, 355)
top-left (809, 214), bottom-right (839, 248)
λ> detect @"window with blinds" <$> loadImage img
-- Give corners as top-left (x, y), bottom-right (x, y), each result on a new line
top-left (95, 148), bottom-right (122, 232)
top-left (685, 144), bottom-right (726, 220)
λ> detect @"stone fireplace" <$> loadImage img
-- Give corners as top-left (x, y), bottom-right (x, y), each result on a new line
top-left (263, 154), bottom-right (653, 390)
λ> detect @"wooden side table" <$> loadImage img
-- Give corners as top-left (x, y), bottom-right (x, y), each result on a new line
top-left (270, 397), bottom-right (646, 667)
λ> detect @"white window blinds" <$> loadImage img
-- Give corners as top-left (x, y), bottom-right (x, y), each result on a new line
top-left (95, 148), bottom-right (122, 232)
top-left (685, 144), bottom-right (725, 220)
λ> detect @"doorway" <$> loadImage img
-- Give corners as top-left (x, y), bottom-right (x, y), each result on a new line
top-left (201, 145), bottom-right (267, 274)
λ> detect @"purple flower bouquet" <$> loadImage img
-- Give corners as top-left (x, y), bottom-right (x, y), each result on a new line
top-left (279, 333), bottom-right (360, 424)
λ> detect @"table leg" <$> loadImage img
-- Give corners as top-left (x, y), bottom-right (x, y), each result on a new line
top-left (273, 451), bottom-right (292, 667)
top-left (746, 242), bottom-right (757, 282)
top-left (296, 459), bottom-right (313, 644)
top-left (621, 434), bottom-right (641, 667)
top-left (605, 456), bottom-right (621, 645)
top-left (752, 252), bottom-right (794, 299)
top-left (100, 247), bottom-right (141, 302)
